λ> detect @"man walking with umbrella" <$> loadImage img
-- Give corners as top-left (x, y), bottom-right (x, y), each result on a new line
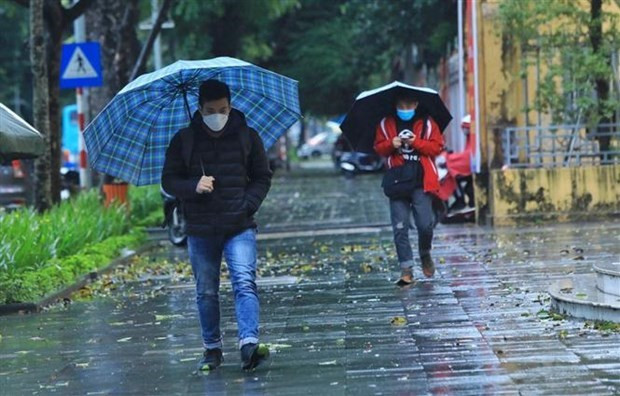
top-left (340, 82), bottom-right (450, 286)
top-left (374, 91), bottom-right (444, 285)
top-left (84, 57), bottom-right (298, 370)
top-left (162, 79), bottom-right (272, 371)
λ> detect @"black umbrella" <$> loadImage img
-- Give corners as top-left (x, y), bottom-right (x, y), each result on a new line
top-left (340, 81), bottom-right (452, 153)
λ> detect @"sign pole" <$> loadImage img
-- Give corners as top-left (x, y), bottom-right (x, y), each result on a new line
top-left (152, 0), bottom-right (163, 70)
top-left (73, 9), bottom-right (91, 189)
top-left (457, 0), bottom-right (465, 125)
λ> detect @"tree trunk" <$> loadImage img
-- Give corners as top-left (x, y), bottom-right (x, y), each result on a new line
top-left (46, 13), bottom-right (63, 204)
top-left (86, 0), bottom-right (140, 186)
top-left (590, 0), bottom-right (611, 154)
top-left (30, 0), bottom-right (52, 212)
top-left (15, 0), bottom-right (94, 204)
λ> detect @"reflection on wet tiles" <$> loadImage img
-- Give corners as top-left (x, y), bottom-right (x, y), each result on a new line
top-left (1, 171), bottom-right (619, 394)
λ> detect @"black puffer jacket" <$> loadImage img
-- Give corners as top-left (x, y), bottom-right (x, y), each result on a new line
top-left (161, 109), bottom-right (272, 237)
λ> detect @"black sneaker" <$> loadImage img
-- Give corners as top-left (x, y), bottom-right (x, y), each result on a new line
top-left (240, 343), bottom-right (270, 371)
top-left (421, 255), bottom-right (436, 278)
top-left (449, 199), bottom-right (466, 212)
top-left (197, 348), bottom-right (223, 371)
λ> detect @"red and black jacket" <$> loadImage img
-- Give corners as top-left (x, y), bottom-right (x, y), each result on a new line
top-left (373, 115), bottom-right (444, 194)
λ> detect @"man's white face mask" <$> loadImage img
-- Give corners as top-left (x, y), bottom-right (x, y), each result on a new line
top-left (202, 113), bottom-right (228, 132)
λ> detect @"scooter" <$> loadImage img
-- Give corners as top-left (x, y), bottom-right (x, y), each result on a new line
top-left (338, 151), bottom-right (384, 178)
top-left (435, 152), bottom-right (475, 224)
top-left (161, 186), bottom-right (187, 246)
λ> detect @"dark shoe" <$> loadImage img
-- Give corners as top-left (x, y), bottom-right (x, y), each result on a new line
top-left (421, 255), bottom-right (435, 278)
top-left (197, 348), bottom-right (223, 371)
top-left (395, 268), bottom-right (415, 287)
top-left (395, 277), bottom-right (415, 287)
top-left (241, 343), bottom-right (270, 371)
top-left (449, 199), bottom-right (466, 212)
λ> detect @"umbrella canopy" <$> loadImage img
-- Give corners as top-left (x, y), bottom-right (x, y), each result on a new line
top-left (0, 102), bottom-right (45, 162)
top-left (84, 57), bottom-right (301, 186)
top-left (340, 81), bottom-right (452, 153)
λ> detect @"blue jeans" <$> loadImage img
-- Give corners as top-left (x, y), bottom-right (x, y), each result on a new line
top-left (188, 228), bottom-right (259, 350)
top-left (389, 188), bottom-right (435, 269)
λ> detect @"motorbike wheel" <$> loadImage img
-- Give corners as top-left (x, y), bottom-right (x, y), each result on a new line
top-left (168, 206), bottom-right (187, 246)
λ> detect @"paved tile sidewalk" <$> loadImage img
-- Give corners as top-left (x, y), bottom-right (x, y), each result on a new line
top-left (0, 171), bottom-right (618, 395)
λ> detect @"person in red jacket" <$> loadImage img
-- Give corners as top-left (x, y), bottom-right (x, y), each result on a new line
top-left (374, 92), bottom-right (444, 285)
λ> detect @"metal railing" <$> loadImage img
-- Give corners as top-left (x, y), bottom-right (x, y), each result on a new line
top-left (502, 123), bottom-right (620, 168)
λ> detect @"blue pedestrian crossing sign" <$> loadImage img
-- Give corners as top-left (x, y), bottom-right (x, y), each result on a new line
top-left (60, 42), bottom-right (103, 88)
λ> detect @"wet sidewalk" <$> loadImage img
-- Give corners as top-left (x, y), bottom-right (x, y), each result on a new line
top-left (1, 169), bottom-right (619, 395)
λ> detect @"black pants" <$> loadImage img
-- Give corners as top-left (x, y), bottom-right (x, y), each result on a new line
top-left (389, 188), bottom-right (435, 269)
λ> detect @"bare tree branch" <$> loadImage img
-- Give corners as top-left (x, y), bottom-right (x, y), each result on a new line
top-left (129, 0), bottom-right (175, 82)
top-left (63, 0), bottom-right (96, 25)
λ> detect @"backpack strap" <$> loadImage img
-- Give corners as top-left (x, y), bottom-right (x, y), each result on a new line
top-left (179, 127), bottom-right (194, 170)
top-left (239, 125), bottom-right (252, 169)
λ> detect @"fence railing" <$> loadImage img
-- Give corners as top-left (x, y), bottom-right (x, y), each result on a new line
top-left (502, 123), bottom-right (620, 168)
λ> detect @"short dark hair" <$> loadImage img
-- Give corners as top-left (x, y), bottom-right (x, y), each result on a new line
top-left (199, 79), bottom-right (231, 106)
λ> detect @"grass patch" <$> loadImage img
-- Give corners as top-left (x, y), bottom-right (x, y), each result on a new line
top-left (0, 191), bottom-right (128, 275)
top-left (0, 229), bottom-right (146, 304)
top-left (133, 209), bottom-right (164, 228)
top-left (586, 321), bottom-right (620, 333)
top-left (0, 186), bottom-right (161, 305)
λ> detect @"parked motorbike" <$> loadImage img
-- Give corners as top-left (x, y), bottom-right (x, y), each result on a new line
top-left (435, 152), bottom-right (475, 224)
top-left (339, 151), bottom-right (385, 178)
top-left (332, 135), bottom-right (384, 178)
top-left (161, 186), bottom-right (187, 246)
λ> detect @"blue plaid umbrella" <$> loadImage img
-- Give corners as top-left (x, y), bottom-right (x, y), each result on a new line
top-left (84, 57), bottom-right (301, 186)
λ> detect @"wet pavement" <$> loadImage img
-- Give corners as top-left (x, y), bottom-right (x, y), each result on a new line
top-left (1, 167), bottom-right (619, 395)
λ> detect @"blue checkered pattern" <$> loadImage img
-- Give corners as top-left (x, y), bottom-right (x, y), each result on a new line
top-left (84, 59), bottom-right (300, 186)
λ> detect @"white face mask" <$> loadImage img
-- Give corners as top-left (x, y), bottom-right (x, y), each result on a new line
top-left (202, 113), bottom-right (228, 132)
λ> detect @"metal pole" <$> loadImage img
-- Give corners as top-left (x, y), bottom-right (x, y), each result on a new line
top-left (74, 7), bottom-right (92, 189)
top-left (536, 41), bottom-right (542, 165)
top-left (457, 0), bottom-right (465, 124)
top-left (472, 0), bottom-right (482, 174)
top-left (613, 49), bottom-right (620, 123)
top-left (152, 0), bottom-right (163, 70)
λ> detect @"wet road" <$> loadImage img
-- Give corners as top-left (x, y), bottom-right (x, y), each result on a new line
top-left (1, 167), bottom-right (619, 395)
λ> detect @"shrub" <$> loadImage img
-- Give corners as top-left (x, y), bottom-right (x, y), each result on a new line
top-left (0, 191), bottom-right (127, 275)
top-left (129, 185), bottom-right (161, 226)
top-left (0, 230), bottom-right (146, 304)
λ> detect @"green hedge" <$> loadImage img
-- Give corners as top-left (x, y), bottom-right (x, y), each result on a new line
top-left (0, 191), bottom-right (128, 274)
top-left (129, 185), bottom-right (161, 225)
top-left (0, 230), bottom-right (145, 304)
top-left (0, 186), bottom-right (161, 305)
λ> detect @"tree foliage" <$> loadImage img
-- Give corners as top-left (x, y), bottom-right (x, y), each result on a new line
top-left (498, 0), bottom-right (620, 126)
top-left (0, 3), bottom-right (32, 119)
top-left (172, 0), bottom-right (297, 63)
top-left (170, 0), bottom-right (457, 116)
